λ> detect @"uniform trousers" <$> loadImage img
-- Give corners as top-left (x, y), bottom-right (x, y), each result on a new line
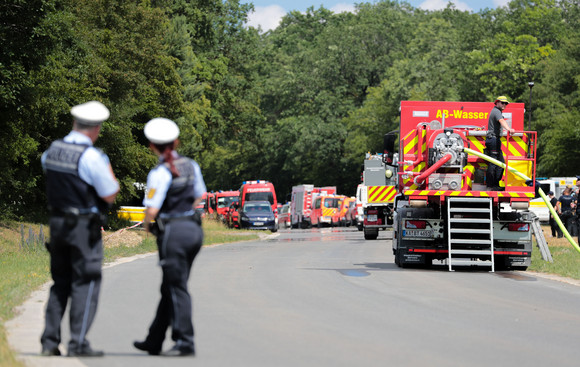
top-left (41, 216), bottom-right (103, 352)
top-left (143, 220), bottom-right (203, 351)
top-left (550, 214), bottom-right (563, 238)
top-left (485, 136), bottom-right (504, 188)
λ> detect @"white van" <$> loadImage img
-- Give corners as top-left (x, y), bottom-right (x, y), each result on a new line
top-left (528, 177), bottom-right (577, 222)
top-left (355, 184), bottom-right (366, 231)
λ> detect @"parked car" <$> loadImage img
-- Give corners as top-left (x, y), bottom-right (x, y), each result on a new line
top-left (278, 203), bottom-right (291, 229)
top-left (239, 201), bottom-right (277, 232)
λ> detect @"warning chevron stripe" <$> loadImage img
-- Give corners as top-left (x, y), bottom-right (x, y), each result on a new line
top-left (501, 136), bottom-right (528, 157)
top-left (466, 135), bottom-right (529, 157)
top-left (467, 136), bottom-right (485, 153)
top-left (403, 130), bottom-right (416, 155)
top-left (402, 159), bottom-right (426, 190)
top-left (464, 165), bottom-right (475, 189)
top-left (322, 208), bottom-right (336, 217)
top-left (403, 129), bottom-right (427, 156)
top-left (368, 186), bottom-right (396, 203)
top-left (404, 190), bottom-right (534, 198)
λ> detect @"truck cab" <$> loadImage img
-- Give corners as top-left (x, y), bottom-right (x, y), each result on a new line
top-left (214, 190), bottom-right (240, 222)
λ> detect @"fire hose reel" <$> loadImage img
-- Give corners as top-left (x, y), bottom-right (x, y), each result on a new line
top-left (429, 131), bottom-right (466, 167)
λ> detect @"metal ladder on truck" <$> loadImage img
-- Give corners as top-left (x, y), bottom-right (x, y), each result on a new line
top-left (447, 197), bottom-right (494, 272)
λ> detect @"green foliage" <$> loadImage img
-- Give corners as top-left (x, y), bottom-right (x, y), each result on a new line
top-left (1, 0), bottom-right (579, 215)
top-left (534, 33), bottom-right (580, 176)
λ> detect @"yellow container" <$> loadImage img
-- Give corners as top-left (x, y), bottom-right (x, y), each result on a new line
top-left (117, 206), bottom-right (146, 223)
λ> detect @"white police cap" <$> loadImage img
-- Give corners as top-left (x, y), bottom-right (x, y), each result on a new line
top-left (144, 118), bottom-right (180, 144)
top-left (70, 101), bottom-right (110, 125)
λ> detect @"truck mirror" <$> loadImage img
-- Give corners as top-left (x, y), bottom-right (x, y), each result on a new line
top-left (383, 133), bottom-right (396, 164)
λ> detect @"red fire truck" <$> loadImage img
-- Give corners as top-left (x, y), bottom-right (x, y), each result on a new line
top-left (290, 185), bottom-right (336, 228)
top-left (391, 101), bottom-right (537, 271)
top-left (197, 192), bottom-right (215, 217)
top-left (239, 180), bottom-right (278, 220)
top-left (214, 190), bottom-right (240, 221)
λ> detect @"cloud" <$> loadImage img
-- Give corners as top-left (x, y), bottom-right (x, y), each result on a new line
top-left (418, 0), bottom-right (472, 12)
top-left (493, 0), bottom-right (511, 7)
top-left (246, 3), bottom-right (356, 32)
top-left (246, 5), bottom-right (287, 32)
top-left (330, 3), bottom-right (356, 13)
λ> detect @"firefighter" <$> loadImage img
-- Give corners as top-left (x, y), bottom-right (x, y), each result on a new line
top-left (134, 118), bottom-right (206, 357)
top-left (40, 101), bottom-right (119, 357)
top-left (485, 96), bottom-right (515, 190)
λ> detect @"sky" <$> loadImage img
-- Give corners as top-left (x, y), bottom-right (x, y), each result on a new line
top-left (244, 0), bottom-right (511, 31)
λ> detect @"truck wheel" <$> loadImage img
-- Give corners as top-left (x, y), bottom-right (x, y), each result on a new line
top-left (364, 228), bottom-right (378, 240)
top-left (395, 249), bottom-right (407, 268)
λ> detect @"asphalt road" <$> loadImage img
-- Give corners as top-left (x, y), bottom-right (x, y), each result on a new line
top-left (10, 227), bottom-right (580, 366)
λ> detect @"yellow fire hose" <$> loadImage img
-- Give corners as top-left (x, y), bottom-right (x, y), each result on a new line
top-left (464, 147), bottom-right (580, 254)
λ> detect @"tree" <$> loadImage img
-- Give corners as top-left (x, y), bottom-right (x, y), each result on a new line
top-left (534, 34), bottom-right (580, 176)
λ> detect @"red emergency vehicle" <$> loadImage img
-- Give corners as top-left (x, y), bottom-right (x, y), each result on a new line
top-left (338, 196), bottom-right (355, 226)
top-left (290, 185), bottom-right (337, 228)
top-left (214, 190), bottom-right (240, 221)
top-left (311, 195), bottom-right (342, 227)
top-left (238, 180), bottom-right (278, 218)
top-left (197, 192), bottom-right (215, 217)
top-left (392, 100), bottom-right (536, 271)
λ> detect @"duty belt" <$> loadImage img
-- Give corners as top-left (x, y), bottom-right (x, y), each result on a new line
top-left (157, 213), bottom-right (195, 225)
top-left (50, 207), bottom-right (99, 218)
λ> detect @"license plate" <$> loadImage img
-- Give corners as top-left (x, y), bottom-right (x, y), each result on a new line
top-left (253, 222), bottom-right (264, 226)
top-left (403, 229), bottom-right (432, 238)
top-left (367, 215), bottom-right (378, 222)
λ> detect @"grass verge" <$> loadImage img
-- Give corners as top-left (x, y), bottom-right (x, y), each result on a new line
top-left (0, 219), bottom-right (260, 366)
top-left (528, 225), bottom-right (580, 279)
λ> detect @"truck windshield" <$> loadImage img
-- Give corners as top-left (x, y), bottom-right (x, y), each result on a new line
top-left (324, 198), bottom-right (341, 208)
top-left (218, 196), bottom-right (238, 208)
top-left (245, 192), bottom-right (274, 205)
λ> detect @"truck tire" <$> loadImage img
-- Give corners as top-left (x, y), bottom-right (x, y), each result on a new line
top-left (364, 228), bottom-right (378, 240)
top-left (394, 232), bottom-right (406, 268)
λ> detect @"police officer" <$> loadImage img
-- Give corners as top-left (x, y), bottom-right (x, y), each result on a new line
top-left (485, 96), bottom-right (515, 190)
top-left (548, 191), bottom-right (563, 238)
top-left (556, 187), bottom-right (575, 234)
top-left (134, 118), bottom-right (206, 357)
top-left (40, 101), bottom-right (119, 357)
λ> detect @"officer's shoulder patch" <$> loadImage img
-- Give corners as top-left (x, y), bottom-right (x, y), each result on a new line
top-left (147, 188), bottom-right (156, 200)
